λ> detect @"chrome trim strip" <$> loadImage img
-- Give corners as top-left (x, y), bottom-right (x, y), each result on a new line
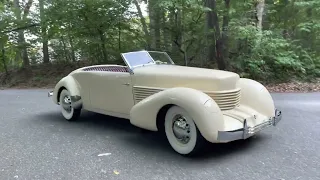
top-left (120, 53), bottom-right (134, 75)
top-left (217, 109), bottom-right (283, 142)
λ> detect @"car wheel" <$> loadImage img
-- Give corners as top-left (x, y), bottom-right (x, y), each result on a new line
top-left (59, 89), bottom-right (81, 121)
top-left (164, 105), bottom-right (205, 156)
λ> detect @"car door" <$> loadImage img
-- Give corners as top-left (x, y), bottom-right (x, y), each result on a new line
top-left (89, 70), bottom-right (134, 117)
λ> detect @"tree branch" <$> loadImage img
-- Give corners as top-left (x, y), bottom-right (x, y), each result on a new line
top-left (192, 10), bottom-right (204, 23)
top-left (1, 23), bottom-right (40, 33)
top-left (173, 39), bottom-right (185, 54)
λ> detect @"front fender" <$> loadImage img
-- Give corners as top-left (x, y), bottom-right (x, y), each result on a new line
top-left (53, 75), bottom-right (81, 106)
top-left (237, 78), bottom-right (275, 117)
top-left (129, 87), bottom-right (224, 143)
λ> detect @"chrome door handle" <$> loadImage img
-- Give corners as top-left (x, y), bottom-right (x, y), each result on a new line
top-left (122, 83), bottom-right (130, 86)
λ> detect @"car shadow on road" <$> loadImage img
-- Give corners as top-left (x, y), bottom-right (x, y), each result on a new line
top-left (37, 110), bottom-right (269, 161)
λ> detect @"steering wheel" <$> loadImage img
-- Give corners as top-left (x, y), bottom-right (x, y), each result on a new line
top-left (155, 60), bottom-right (167, 64)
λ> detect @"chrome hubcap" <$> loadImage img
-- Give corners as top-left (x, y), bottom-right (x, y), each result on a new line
top-left (172, 115), bottom-right (191, 144)
top-left (62, 95), bottom-right (72, 112)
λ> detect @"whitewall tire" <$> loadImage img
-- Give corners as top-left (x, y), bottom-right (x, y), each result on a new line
top-left (59, 89), bottom-right (81, 121)
top-left (164, 105), bottom-right (205, 156)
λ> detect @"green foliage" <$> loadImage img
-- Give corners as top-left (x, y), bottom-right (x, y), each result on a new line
top-left (0, 0), bottom-right (319, 83)
top-left (230, 26), bottom-right (319, 82)
top-left (225, 0), bottom-right (320, 82)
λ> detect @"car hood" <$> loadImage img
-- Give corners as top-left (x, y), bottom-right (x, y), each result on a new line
top-left (132, 65), bottom-right (240, 91)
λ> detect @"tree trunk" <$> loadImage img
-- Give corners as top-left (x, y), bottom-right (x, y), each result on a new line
top-left (154, 12), bottom-right (161, 50)
top-left (22, 0), bottom-right (34, 19)
top-left (222, 0), bottom-right (231, 68)
top-left (42, 40), bottom-right (49, 63)
top-left (39, 0), bottom-right (49, 64)
top-left (13, 0), bottom-right (31, 67)
top-left (148, 0), bottom-right (155, 49)
top-left (205, 0), bottom-right (215, 63)
top-left (68, 33), bottom-right (76, 62)
top-left (18, 31), bottom-right (30, 67)
top-left (205, 0), bottom-right (226, 70)
top-left (148, 0), bottom-right (161, 50)
top-left (171, 9), bottom-right (182, 54)
top-left (1, 47), bottom-right (8, 75)
top-left (254, 0), bottom-right (265, 47)
top-left (181, 2), bottom-right (187, 66)
top-left (169, 10), bottom-right (174, 51)
top-left (118, 20), bottom-right (121, 51)
top-left (255, 0), bottom-right (265, 31)
top-left (97, 28), bottom-right (107, 62)
top-left (161, 9), bottom-right (170, 51)
top-left (60, 36), bottom-right (69, 61)
top-left (133, 0), bottom-right (151, 49)
top-left (215, 39), bottom-right (225, 70)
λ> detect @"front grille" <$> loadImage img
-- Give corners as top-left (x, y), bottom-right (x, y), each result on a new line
top-left (133, 86), bottom-right (241, 110)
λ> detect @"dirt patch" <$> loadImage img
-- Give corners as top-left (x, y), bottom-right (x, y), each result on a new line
top-left (265, 79), bottom-right (320, 93)
top-left (0, 61), bottom-right (91, 89)
top-left (1, 63), bottom-right (319, 92)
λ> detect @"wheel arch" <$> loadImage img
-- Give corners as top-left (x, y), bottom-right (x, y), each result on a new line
top-left (57, 86), bottom-right (67, 103)
top-left (129, 87), bottom-right (225, 143)
top-left (156, 104), bottom-right (174, 133)
top-left (52, 75), bottom-right (82, 106)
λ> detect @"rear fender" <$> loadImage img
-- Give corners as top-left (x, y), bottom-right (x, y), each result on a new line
top-left (129, 87), bottom-right (224, 143)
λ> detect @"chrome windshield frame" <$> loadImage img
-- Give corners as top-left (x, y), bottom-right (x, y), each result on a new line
top-left (120, 50), bottom-right (175, 74)
top-left (121, 50), bottom-right (155, 73)
top-left (147, 51), bottom-right (175, 65)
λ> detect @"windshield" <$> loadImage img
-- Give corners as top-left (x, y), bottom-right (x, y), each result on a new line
top-left (121, 51), bottom-right (155, 68)
top-left (121, 51), bottom-right (174, 69)
top-left (148, 51), bottom-right (175, 65)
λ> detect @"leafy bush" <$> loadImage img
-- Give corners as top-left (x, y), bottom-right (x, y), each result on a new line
top-left (229, 25), bottom-right (319, 82)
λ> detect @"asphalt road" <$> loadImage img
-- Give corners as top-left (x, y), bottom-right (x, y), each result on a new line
top-left (0, 89), bottom-right (319, 180)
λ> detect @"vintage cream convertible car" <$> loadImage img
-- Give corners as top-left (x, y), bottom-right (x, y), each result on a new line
top-left (48, 50), bottom-right (282, 156)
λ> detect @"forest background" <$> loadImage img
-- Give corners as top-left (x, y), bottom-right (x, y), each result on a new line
top-left (0, 0), bottom-right (319, 92)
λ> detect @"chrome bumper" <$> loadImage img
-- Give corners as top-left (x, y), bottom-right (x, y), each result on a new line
top-left (48, 91), bottom-right (53, 97)
top-left (217, 109), bottom-right (282, 142)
